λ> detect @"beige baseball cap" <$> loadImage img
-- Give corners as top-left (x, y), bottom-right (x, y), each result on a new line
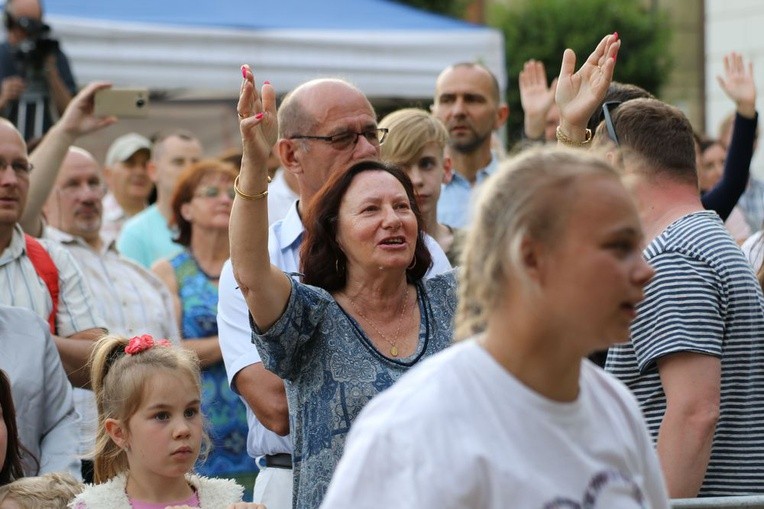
top-left (105, 133), bottom-right (151, 166)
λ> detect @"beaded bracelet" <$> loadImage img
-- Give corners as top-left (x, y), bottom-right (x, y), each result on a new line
top-left (234, 174), bottom-right (271, 201)
top-left (555, 125), bottom-right (593, 147)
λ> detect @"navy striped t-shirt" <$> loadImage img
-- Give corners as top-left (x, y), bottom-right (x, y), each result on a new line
top-left (606, 211), bottom-right (764, 496)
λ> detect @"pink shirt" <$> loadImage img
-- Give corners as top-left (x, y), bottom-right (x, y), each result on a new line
top-left (75, 492), bottom-right (200, 509)
top-left (129, 493), bottom-right (200, 509)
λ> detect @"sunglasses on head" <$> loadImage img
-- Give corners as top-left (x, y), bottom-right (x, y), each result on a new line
top-left (601, 101), bottom-right (622, 146)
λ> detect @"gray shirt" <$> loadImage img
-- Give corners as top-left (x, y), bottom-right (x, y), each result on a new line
top-left (0, 305), bottom-right (80, 478)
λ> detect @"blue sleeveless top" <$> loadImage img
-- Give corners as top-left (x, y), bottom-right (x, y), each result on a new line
top-left (170, 250), bottom-right (254, 477)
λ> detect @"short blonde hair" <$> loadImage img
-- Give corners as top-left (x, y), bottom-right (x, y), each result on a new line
top-left (89, 334), bottom-right (208, 484)
top-left (0, 473), bottom-right (83, 509)
top-left (379, 108), bottom-right (448, 164)
top-left (455, 146), bottom-right (618, 339)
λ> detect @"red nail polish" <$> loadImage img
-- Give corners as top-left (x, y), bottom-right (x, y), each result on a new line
top-left (255, 112), bottom-right (264, 120)
top-left (264, 80), bottom-right (271, 85)
top-left (241, 66), bottom-right (247, 79)
top-left (613, 32), bottom-right (619, 41)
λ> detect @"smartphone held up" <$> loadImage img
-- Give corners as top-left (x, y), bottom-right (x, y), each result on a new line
top-left (94, 88), bottom-right (149, 118)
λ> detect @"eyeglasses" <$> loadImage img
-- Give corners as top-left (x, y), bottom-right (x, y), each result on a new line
top-left (601, 101), bottom-right (622, 146)
top-left (0, 159), bottom-right (33, 178)
top-left (194, 186), bottom-right (236, 200)
top-left (290, 128), bottom-right (389, 151)
top-left (58, 180), bottom-right (106, 197)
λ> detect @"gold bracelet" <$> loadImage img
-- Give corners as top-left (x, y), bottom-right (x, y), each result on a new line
top-left (556, 125), bottom-right (593, 147)
top-left (234, 174), bottom-right (271, 201)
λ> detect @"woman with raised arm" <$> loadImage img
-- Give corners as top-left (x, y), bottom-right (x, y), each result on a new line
top-left (230, 66), bottom-right (457, 509)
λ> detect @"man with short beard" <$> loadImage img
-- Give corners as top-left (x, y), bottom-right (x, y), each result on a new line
top-left (431, 62), bottom-right (508, 228)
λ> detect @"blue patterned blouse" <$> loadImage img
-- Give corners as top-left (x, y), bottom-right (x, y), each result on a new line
top-left (252, 270), bottom-right (458, 509)
top-left (170, 250), bottom-right (255, 478)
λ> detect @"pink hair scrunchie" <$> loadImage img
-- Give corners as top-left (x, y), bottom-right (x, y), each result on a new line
top-left (125, 334), bottom-right (172, 355)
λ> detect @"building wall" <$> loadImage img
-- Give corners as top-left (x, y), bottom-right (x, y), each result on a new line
top-left (656, 0), bottom-right (705, 132)
top-left (705, 0), bottom-right (764, 176)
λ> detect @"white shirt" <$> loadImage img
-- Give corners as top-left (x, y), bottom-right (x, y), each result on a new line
top-left (43, 226), bottom-right (180, 340)
top-left (100, 191), bottom-right (128, 245)
top-left (322, 340), bottom-right (670, 509)
top-left (218, 201), bottom-right (452, 458)
top-left (742, 230), bottom-right (764, 271)
top-left (267, 169), bottom-right (299, 227)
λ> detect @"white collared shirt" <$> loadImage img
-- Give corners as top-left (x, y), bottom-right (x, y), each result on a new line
top-left (43, 226), bottom-right (180, 341)
top-left (267, 169), bottom-right (299, 227)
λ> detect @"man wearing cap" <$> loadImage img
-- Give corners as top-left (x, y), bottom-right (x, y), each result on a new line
top-left (101, 132), bottom-right (152, 242)
top-left (117, 129), bottom-right (203, 268)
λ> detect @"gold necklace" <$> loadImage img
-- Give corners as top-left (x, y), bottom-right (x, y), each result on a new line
top-left (349, 286), bottom-right (409, 357)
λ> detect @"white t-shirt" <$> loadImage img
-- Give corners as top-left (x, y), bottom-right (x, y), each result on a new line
top-left (321, 339), bottom-right (669, 509)
top-left (741, 229), bottom-right (764, 271)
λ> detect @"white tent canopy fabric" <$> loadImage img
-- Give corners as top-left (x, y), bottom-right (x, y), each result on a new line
top-left (44, 1), bottom-right (506, 100)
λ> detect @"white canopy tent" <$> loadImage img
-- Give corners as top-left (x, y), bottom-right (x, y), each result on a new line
top-left (45, 0), bottom-right (506, 100)
top-left (36, 0), bottom-right (505, 156)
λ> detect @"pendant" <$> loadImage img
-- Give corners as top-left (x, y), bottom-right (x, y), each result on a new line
top-left (390, 345), bottom-right (399, 357)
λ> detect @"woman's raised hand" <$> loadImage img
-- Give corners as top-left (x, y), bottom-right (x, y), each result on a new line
top-left (238, 64), bottom-right (278, 172)
top-left (717, 52), bottom-right (756, 119)
top-left (556, 33), bottom-right (620, 138)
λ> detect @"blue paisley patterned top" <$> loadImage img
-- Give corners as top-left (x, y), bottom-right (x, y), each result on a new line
top-left (170, 250), bottom-right (255, 478)
top-left (252, 270), bottom-right (457, 509)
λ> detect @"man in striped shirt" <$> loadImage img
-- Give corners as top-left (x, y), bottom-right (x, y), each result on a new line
top-left (597, 98), bottom-right (764, 497)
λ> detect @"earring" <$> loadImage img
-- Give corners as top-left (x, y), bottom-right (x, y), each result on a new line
top-left (335, 258), bottom-right (344, 275)
top-left (408, 257), bottom-right (416, 270)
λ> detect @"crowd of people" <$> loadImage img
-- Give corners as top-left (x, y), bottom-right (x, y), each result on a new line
top-left (2, 0), bottom-right (764, 507)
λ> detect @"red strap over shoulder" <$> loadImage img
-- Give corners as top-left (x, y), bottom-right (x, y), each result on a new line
top-left (24, 234), bottom-right (59, 333)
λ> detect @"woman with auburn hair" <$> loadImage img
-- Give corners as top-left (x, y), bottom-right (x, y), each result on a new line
top-left (152, 160), bottom-right (254, 484)
top-left (230, 67), bottom-right (457, 509)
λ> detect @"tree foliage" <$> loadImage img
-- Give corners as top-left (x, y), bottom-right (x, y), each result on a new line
top-left (488, 0), bottom-right (672, 142)
top-left (394, 0), bottom-right (469, 19)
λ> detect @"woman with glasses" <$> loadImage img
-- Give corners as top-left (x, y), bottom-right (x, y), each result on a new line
top-left (153, 159), bottom-right (255, 485)
top-left (230, 67), bottom-right (456, 509)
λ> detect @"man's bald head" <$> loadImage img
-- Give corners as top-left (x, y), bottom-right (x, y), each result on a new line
top-left (275, 77), bottom-right (380, 203)
top-left (44, 147), bottom-right (105, 246)
top-left (278, 78), bottom-right (374, 139)
top-left (0, 120), bottom-right (30, 234)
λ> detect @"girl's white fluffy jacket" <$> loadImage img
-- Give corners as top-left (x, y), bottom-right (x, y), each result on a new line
top-left (69, 472), bottom-right (243, 508)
